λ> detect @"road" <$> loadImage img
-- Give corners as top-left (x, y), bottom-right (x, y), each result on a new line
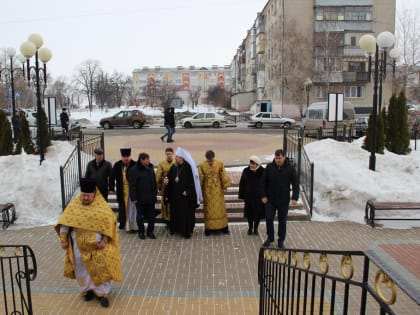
top-left (85, 123), bottom-right (287, 165)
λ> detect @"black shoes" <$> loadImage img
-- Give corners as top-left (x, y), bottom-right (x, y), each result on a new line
top-left (253, 230), bottom-right (259, 235)
top-left (167, 139), bottom-right (174, 143)
top-left (138, 233), bottom-right (145, 240)
top-left (247, 229), bottom-right (252, 235)
top-left (262, 239), bottom-right (273, 247)
top-left (160, 136), bottom-right (164, 142)
top-left (278, 241), bottom-right (285, 249)
top-left (84, 290), bottom-right (95, 301)
top-left (98, 296), bottom-right (109, 307)
top-left (147, 233), bottom-right (156, 239)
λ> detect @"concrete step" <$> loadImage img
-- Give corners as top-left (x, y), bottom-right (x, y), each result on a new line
top-left (107, 197), bottom-right (310, 223)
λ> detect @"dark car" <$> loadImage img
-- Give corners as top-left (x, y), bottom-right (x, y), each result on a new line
top-left (99, 110), bottom-right (145, 129)
top-left (355, 117), bottom-right (369, 137)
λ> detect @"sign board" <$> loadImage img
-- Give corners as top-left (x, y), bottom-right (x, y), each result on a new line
top-left (44, 97), bottom-right (57, 125)
top-left (328, 93), bottom-right (344, 122)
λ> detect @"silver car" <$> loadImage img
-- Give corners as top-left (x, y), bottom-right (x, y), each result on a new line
top-left (249, 112), bottom-right (296, 128)
top-left (181, 112), bottom-right (227, 128)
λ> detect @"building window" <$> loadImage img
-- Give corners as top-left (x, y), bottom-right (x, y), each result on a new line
top-left (315, 86), bottom-right (328, 98)
top-left (348, 62), bottom-right (364, 72)
top-left (350, 36), bottom-right (356, 46)
top-left (344, 7), bottom-right (372, 21)
top-left (345, 86), bottom-right (363, 98)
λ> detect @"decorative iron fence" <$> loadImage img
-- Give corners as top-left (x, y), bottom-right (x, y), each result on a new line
top-left (258, 247), bottom-right (418, 315)
top-left (59, 132), bottom-right (104, 210)
top-left (0, 245), bottom-right (37, 315)
top-left (283, 128), bottom-right (315, 216)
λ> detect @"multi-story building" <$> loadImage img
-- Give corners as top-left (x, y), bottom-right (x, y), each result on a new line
top-left (132, 65), bottom-right (231, 106)
top-left (231, 0), bottom-right (397, 116)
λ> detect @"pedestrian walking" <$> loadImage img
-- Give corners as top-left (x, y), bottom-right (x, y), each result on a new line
top-left (55, 178), bottom-right (122, 308)
top-left (60, 108), bottom-right (70, 132)
top-left (128, 152), bottom-right (158, 240)
top-left (11, 110), bottom-right (20, 143)
top-left (261, 149), bottom-right (299, 248)
top-left (239, 155), bottom-right (265, 235)
top-left (109, 148), bottom-right (137, 231)
top-left (198, 150), bottom-right (231, 235)
top-left (161, 107), bottom-right (175, 143)
top-left (164, 147), bottom-right (202, 238)
top-left (85, 148), bottom-right (112, 201)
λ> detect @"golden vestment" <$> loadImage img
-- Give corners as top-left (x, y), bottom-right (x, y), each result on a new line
top-left (55, 190), bottom-right (122, 286)
top-left (156, 158), bottom-right (175, 221)
top-left (198, 159), bottom-right (231, 230)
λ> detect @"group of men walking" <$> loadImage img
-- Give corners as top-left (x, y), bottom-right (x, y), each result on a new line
top-left (55, 145), bottom-right (299, 308)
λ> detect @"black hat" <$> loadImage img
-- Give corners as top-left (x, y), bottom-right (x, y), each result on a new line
top-left (80, 178), bottom-right (96, 193)
top-left (120, 148), bottom-right (131, 157)
top-left (94, 148), bottom-right (104, 155)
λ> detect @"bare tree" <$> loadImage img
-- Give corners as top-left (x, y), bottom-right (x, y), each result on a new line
top-left (48, 76), bottom-right (71, 108)
top-left (110, 72), bottom-right (130, 107)
top-left (125, 78), bottom-right (141, 106)
top-left (395, 6), bottom-right (420, 99)
top-left (73, 60), bottom-right (101, 112)
top-left (94, 70), bottom-right (113, 110)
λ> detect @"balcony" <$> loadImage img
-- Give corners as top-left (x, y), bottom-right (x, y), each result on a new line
top-left (343, 71), bottom-right (369, 82)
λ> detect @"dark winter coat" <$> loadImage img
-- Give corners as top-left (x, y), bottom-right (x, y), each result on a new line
top-left (165, 162), bottom-right (197, 237)
top-left (85, 159), bottom-right (112, 200)
top-left (110, 159), bottom-right (136, 204)
top-left (164, 108), bottom-right (175, 128)
top-left (261, 158), bottom-right (299, 204)
top-left (239, 165), bottom-right (265, 219)
top-left (128, 163), bottom-right (157, 206)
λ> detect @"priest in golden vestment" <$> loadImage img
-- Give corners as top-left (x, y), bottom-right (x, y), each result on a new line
top-left (155, 147), bottom-right (175, 223)
top-left (198, 150), bottom-right (231, 235)
top-left (55, 178), bottom-right (122, 308)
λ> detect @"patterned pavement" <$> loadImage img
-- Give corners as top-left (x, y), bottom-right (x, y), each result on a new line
top-left (1, 132), bottom-right (419, 314)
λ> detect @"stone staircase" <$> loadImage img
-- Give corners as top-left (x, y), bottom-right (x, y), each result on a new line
top-left (108, 169), bottom-right (311, 223)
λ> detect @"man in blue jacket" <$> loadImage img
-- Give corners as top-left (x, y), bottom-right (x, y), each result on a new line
top-left (261, 149), bottom-right (299, 248)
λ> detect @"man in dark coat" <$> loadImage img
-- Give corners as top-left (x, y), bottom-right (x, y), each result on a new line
top-left (128, 152), bottom-right (158, 240)
top-left (239, 155), bottom-right (265, 235)
top-left (110, 148), bottom-right (136, 230)
top-left (85, 148), bottom-right (113, 201)
top-left (160, 107), bottom-right (175, 143)
top-left (164, 151), bottom-right (198, 239)
top-left (11, 110), bottom-right (20, 143)
top-left (261, 149), bottom-right (299, 248)
top-left (60, 108), bottom-right (70, 132)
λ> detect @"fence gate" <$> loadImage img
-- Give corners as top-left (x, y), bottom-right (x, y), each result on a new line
top-left (0, 245), bottom-right (37, 315)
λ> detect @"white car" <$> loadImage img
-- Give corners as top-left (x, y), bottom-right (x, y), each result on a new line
top-left (249, 112), bottom-right (296, 128)
top-left (181, 112), bottom-right (227, 128)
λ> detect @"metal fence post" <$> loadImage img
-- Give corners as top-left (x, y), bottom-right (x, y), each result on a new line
top-left (77, 140), bottom-right (82, 180)
top-left (283, 128), bottom-right (288, 155)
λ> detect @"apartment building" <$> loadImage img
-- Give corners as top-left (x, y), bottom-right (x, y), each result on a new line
top-left (132, 65), bottom-right (231, 106)
top-left (231, 0), bottom-right (397, 116)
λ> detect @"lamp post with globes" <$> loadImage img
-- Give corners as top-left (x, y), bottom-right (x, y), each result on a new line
top-left (0, 48), bottom-right (26, 115)
top-left (19, 33), bottom-right (52, 165)
top-left (303, 78), bottom-right (312, 116)
top-left (359, 31), bottom-right (399, 171)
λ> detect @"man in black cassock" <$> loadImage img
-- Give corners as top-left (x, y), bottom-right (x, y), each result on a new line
top-left (164, 147), bottom-right (202, 239)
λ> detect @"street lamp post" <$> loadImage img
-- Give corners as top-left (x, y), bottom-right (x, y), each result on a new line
top-left (303, 78), bottom-right (312, 116)
top-left (359, 31), bottom-right (397, 171)
top-left (0, 48), bottom-right (25, 114)
top-left (20, 33), bottom-right (52, 165)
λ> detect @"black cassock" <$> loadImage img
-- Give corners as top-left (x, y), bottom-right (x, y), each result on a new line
top-left (165, 162), bottom-right (197, 238)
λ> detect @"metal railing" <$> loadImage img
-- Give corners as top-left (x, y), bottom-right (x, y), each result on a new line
top-left (59, 132), bottom-right (104, 210)
top-left (0, 245), bottom-right (37, 315)
top-left (258, 247), bottom-right (419, 315)
top-left (283, 128), bottom-right (315, 216)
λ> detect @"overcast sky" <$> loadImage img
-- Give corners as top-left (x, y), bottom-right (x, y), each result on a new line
top-left (0, 0), bottom-right (418, 79)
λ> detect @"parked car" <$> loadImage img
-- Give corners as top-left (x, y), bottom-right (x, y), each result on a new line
top-left (355, 116), bottom-right (369, 137)
top-left (99, 110), bottom-right (145, 129)
top-left (180, 112), bottom-right (227, 128)
top-left (249, 112), bottom-right (296, 128)
top-left (302, 102), bottom-right (356, 135)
